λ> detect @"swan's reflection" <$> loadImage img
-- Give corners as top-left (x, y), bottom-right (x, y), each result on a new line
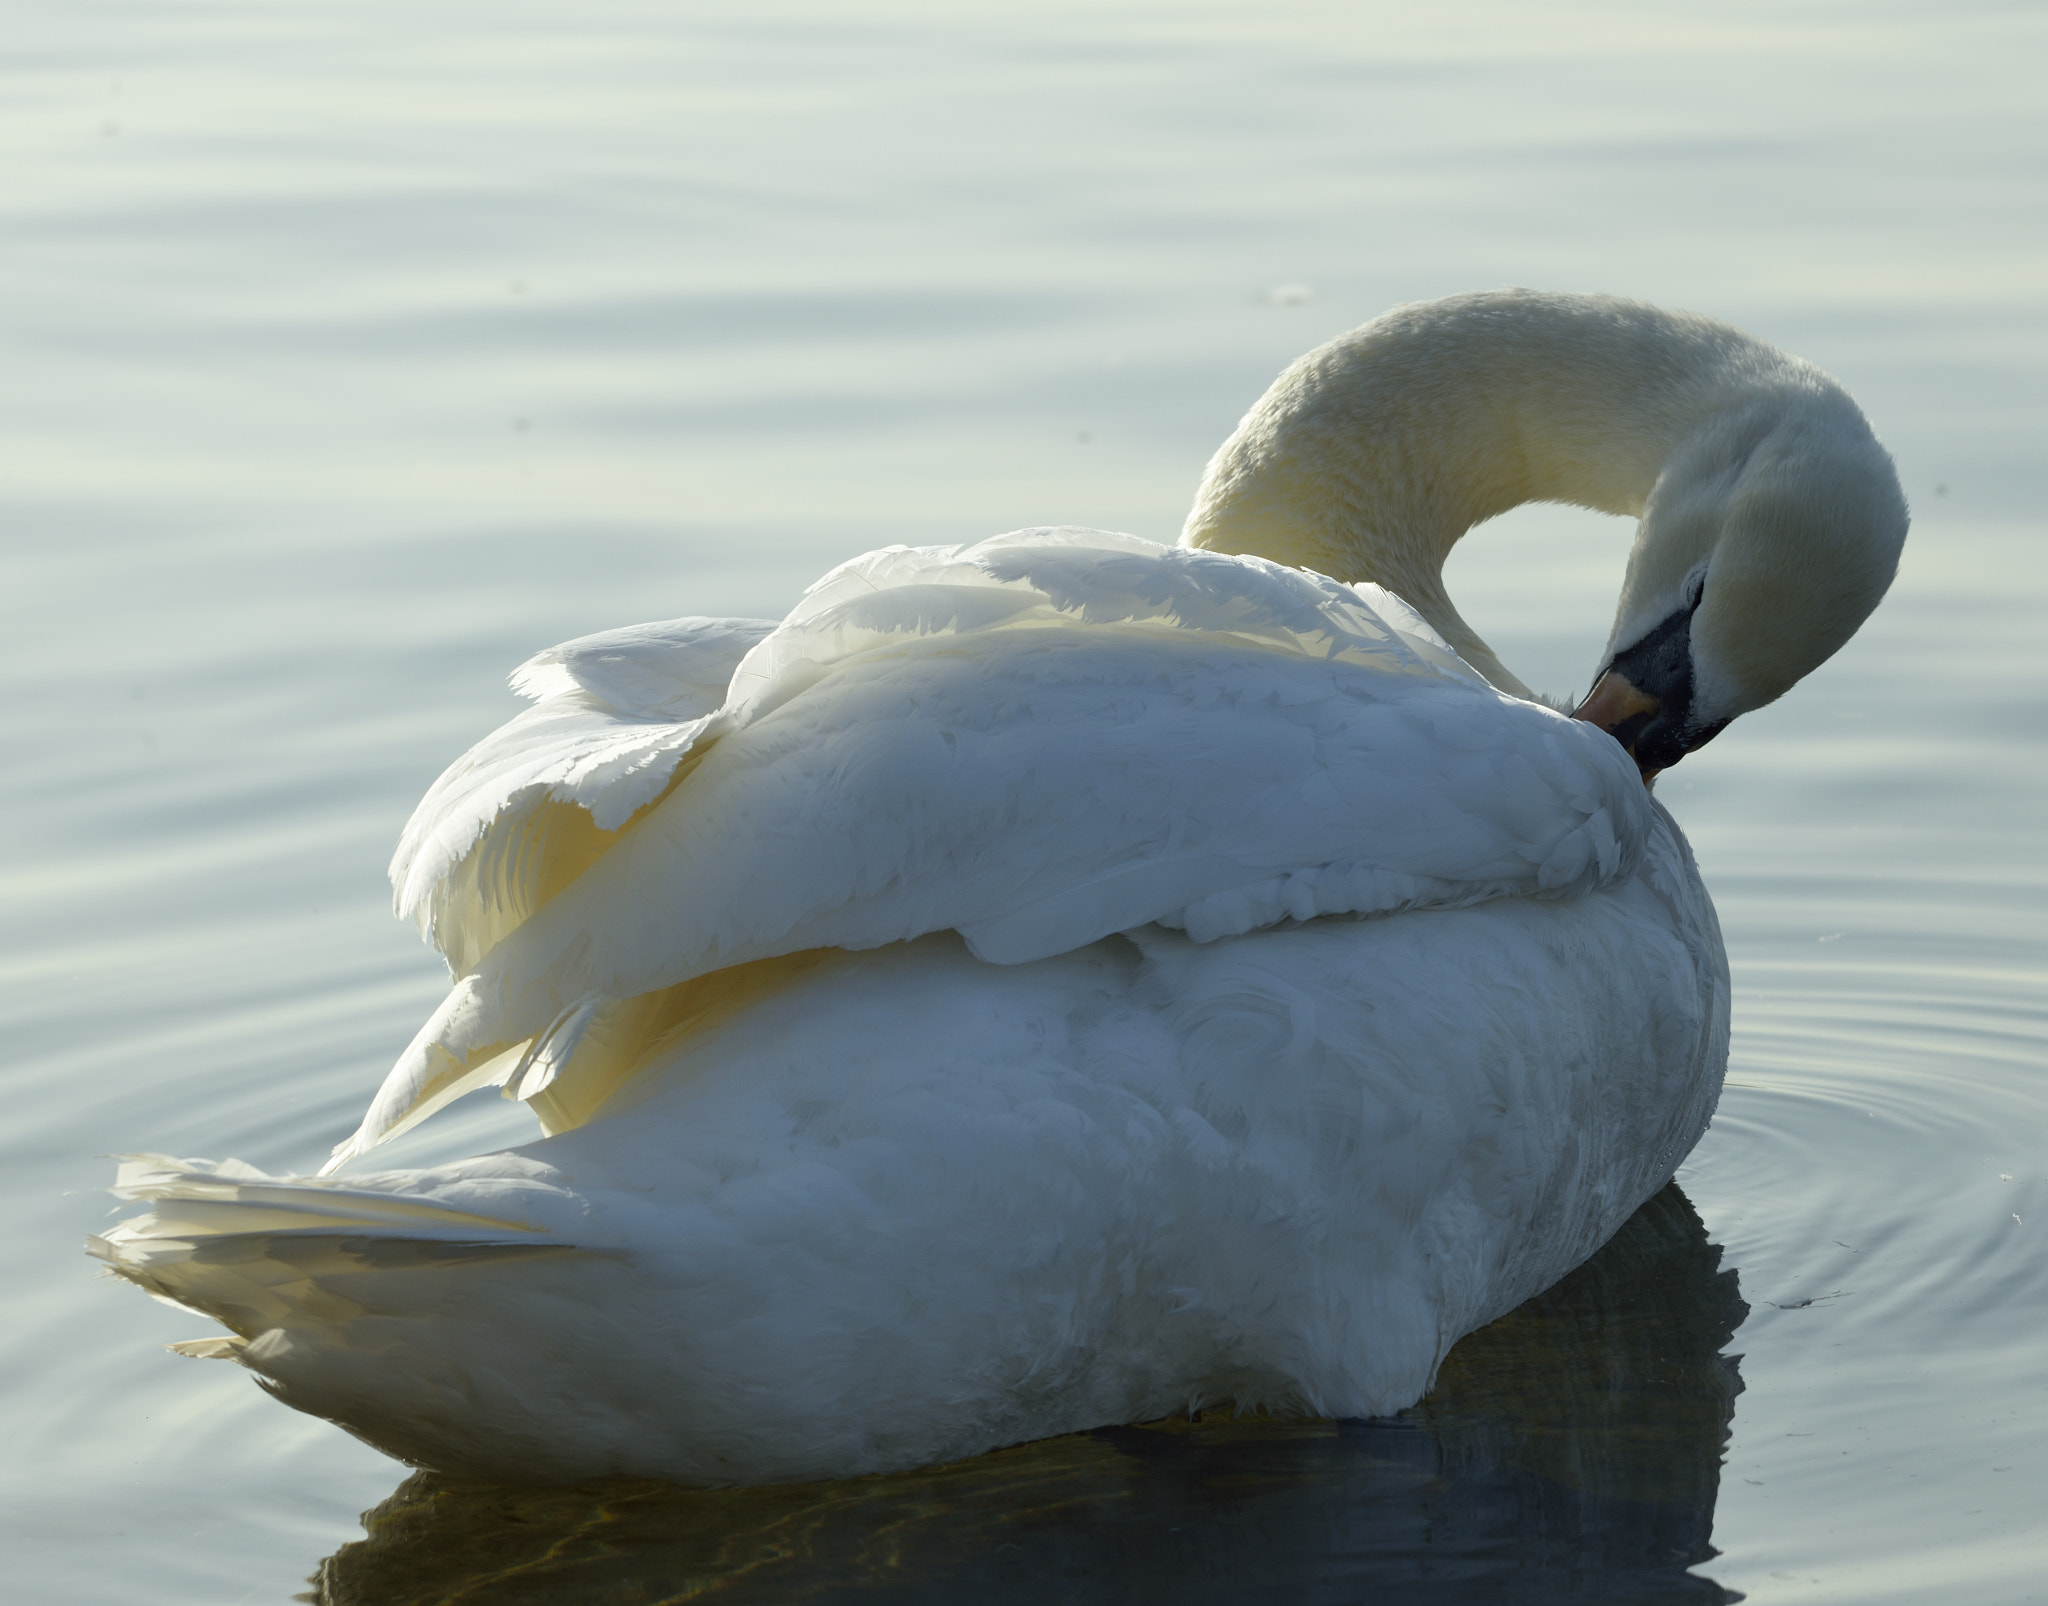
top-left (311, 1183), bottom-right (1744, 1605)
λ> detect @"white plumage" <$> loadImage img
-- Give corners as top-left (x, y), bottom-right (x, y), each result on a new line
top-left (95, 290), bottom-right (1906, 1485)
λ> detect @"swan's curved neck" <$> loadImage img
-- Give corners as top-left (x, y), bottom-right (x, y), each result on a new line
top-left (1180, 292), bottom-right (1773, 700)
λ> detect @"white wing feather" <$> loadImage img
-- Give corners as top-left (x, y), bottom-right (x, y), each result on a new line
top-left (506, 614), bottom-right (778, 716)
top-left (337, 530), bottom-right (1647, 1168)
top-left (389, 616), bottom-right (774, 974)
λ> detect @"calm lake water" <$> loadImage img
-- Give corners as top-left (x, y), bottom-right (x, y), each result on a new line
top-left (4, 3), bottom-right (2044, 1601)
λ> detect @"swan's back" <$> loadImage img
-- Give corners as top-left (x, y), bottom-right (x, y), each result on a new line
top-left (342, 530), bottom-right (1650, 1165)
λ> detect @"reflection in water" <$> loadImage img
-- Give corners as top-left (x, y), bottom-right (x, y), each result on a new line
top-left (311, 1184), bottom-right (1745, 1605)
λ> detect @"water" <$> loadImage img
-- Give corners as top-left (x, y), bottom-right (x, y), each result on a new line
top-left (3, 2), bottom-right (2044, 1600)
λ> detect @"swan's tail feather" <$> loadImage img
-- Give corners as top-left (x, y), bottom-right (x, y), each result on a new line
top-left (93, 1156), bottom-right (651, 1478)
top-left (89, 1155), bottom-right (576, 1345)
top-left (165, 1335), bottom-right (245, 1360)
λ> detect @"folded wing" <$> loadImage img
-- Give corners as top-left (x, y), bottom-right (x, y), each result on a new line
top-left (335, 529), bottom-right (1647, 1169)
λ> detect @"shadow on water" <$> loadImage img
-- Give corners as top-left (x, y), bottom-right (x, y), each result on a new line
top-left (308, 1183), bottom-right (1746, 1605)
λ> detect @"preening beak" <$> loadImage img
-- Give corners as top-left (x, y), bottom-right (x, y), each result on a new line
top-left (1571, 599), bottom-right (1729, 783)
top-left (1572, 670), bottom-right (1667, 783)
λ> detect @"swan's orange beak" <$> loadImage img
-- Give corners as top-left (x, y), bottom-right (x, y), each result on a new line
top-left (1573, 670), bottom-right (1664, 785)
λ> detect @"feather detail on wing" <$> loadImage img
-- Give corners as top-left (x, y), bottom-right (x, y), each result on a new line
top-left (390, 616), bottom-right (775, 975)
top-left (340, 529), bottom-right (1647, 1171)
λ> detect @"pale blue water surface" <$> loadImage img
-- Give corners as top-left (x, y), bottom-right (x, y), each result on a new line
top-left (3, 3), bottom-right (2044, 1601)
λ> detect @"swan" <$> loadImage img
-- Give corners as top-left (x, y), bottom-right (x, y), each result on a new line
top-left (92, 290), bottom-right (1907, 1486)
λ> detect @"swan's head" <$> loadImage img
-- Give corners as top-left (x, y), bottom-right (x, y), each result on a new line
top-left (1575, 383), bottom-right (1909, 779)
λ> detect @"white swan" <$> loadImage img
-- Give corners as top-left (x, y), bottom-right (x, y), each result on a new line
top-left (93, 290), bottom-right (1907, 1486)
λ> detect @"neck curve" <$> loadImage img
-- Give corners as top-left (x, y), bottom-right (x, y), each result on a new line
top-left (1180, 290), bottom-right (1808, 702)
